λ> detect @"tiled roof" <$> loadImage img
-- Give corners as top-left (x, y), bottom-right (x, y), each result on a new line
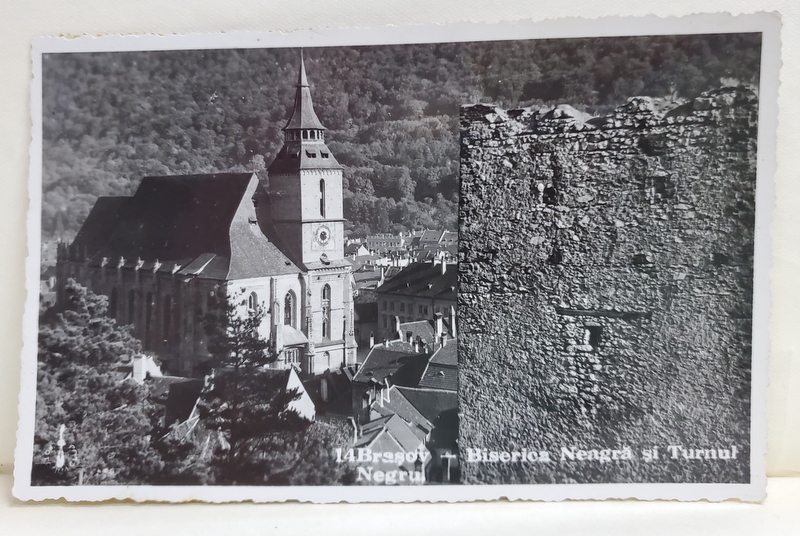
top-left (281, 324), bottom-right (309, 346)
top-left (375, 262), bottom-right (457, 300)
top-left (370, 386), bottom-right (433, 441)
top-left (395, 387), bottom-right (458, 423)
top-left (355, 414), bottom-right (423, 453)
top-left (72, 173), bottom-right (301, 281)
top-left (417, 363), bottom-right (457, 391)
top-left (353, 345), bottom-right (430, 386)
top-left (429, 340), bottom-right (457, 366)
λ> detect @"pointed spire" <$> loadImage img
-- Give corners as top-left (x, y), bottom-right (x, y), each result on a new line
top-left (297, 49), bottom-right (309, 87)
top-left (283, 49), bottom-right (325, 131)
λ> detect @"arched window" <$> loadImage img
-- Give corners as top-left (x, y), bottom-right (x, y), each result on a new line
top-left (322, 284), bottom-right (330, 302)
top-left (319, 179), bottom-right (326, 217)
top-left (284, 291), bottom-right (295, 328)
top-left (128, 290), bottom-right (136, 324)
top-left (109, 288), bottom-right (118, 319)
top-left (321, 284), bottom-right (331, 340)
top-left (302, 130), bottom-right (308, 140)
top-left (324, 351), bottom-right (331, 371)
top-left (248, 291), bottom-right (258, 311)
top-left (163, 295), bottom-right (172, 343)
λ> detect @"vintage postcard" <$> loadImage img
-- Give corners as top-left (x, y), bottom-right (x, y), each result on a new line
top-left (14, 12), bottom-right (778, 502)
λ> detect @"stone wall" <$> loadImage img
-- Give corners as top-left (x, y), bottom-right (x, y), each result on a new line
top-left (458, 88), bottom-right (758, 484)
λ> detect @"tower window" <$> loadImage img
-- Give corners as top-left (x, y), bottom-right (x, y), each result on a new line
top-left (303, 130), bottom-right (308, 139)
top-left (248, 291), bottom-right (258, 311)
top-left (319, 179), bottom-right (326, 217)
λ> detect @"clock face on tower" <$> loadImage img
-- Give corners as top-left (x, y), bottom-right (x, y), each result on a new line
top-left (314, 225), bottom-right (331, 246)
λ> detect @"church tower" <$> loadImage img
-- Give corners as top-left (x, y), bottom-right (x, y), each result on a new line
top-left (265, 51), bottom-right (357, 373)
top-left (266, 51), bottom-right (345, 268)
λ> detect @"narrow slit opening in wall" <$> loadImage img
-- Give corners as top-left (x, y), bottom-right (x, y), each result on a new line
top-left (585, 325), bottom-right (602, 349)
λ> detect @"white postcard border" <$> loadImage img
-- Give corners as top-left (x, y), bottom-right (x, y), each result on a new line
top-left (15, 11), bottom-right (779, 502)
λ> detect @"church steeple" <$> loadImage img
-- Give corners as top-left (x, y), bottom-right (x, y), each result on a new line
top-left (282, 50), bottom-right (326, 140)
top-left (265, 49), bottom-right (345, 269)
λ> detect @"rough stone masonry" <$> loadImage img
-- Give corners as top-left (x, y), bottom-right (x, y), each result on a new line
top-left (458, 87), bottom-right (758, 484)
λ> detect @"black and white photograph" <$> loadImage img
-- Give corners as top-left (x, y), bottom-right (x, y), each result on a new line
top-left (14, 13), bottom-right (777, 502)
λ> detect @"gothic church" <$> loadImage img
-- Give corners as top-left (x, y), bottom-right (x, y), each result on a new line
top-left (57, 53), bottom-right (358, 377)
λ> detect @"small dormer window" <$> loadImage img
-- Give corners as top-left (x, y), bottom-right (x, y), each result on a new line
top-left (306, 150), bottom-right (317, 158)
top-left (290, 151), bottom-right (300, 159)
top-left (321, 151), bottom-right (330, 158)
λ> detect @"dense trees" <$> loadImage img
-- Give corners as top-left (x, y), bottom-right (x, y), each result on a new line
top-left (33, 283), bottom-right (353, 486)
top-left (196, 286), bottom-right (352, 485)
top-left (33, 280), bottom-right (163, 485)
top-left (41, 34), bottom-right (761, 241)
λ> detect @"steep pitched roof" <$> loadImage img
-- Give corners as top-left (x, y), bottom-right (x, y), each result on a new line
top-left (71, 173), bottom-right (301, 280)
top-left (376, 262), bottom-right (457, 300)
top-left (355, 414), bottom-right (423, 453)
top-left (283, 52), bottom-right (326, 131)
top-left (352, 345), bottom-right (430, 386)
top-left (395, 387), bottom-right (458, 423)
top-left (370, 385), bottom-right (433, 441)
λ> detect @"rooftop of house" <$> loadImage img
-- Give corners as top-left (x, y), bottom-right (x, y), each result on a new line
top-left (395, 387), bottom-right (458, 423)
top-left (369, 385), bottom-right (433, 442)
top-left (70, 173), bottom-right (301, 280)
top-left (303, 365), bottom-right (358, 418)
top-left (375, 262), bottom-right (457, 300)
top-left (352, 344), bottom-right (431, 386)
top-left (354, 413), bottom-right (423, 453)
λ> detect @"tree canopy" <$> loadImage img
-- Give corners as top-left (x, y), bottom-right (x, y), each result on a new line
top-left (41, 34), bottom-right (761, 242)
top-left (33, 282), bottom-right (354, 486)
top-left (33, 280), bottom-right (163, 485)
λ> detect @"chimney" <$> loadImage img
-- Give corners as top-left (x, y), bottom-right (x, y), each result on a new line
top-left (441, 334), bottom-right (447, 347)
top-left (449, 305), bottom-right (457, 338)
top-left (132, 355), bottom-right (146, 384)
top-left (348, 417), bottom-right (359, 442)
top-left (441, 260), bottom-right (446, 275)
top-left (369, 331), bottom-right (375, 348)
top-left (394, 316), bottom-right (402, 340)
top-left (434, 312), bottom-right (443, 339)
top-left (414, 338), bottom-right (420, 353)
top-left (406, 331), bottom-right (412, 343)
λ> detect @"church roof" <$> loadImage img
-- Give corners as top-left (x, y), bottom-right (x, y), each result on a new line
top-left (71, 173), bottom-right (301, 280)
top-left (268, 53), bottom-right (342, 175)
top-left (267, 142), bottom-right (342, 174)
top-left (282, 52), bottom-right (326, 132)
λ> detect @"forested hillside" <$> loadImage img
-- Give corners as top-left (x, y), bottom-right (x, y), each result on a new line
top-left (41, 34), bottom-right (760, 240)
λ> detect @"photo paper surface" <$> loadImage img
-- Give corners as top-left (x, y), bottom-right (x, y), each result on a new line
top-left (14, 13), bottom-right (777, 502)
